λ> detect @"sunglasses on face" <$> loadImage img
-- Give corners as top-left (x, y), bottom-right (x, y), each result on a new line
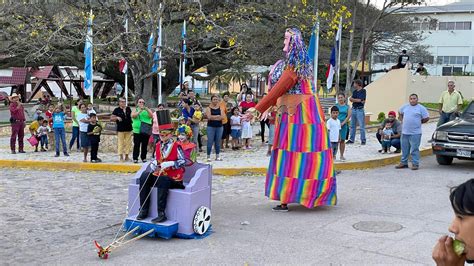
top-left (138, 101), bottom-right (145, 104)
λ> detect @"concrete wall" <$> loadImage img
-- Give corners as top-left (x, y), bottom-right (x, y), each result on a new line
top-left (364, 68), bottom-right (474, 121)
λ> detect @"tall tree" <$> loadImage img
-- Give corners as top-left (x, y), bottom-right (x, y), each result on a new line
top-left (0, 0), bottom-right (351, 102)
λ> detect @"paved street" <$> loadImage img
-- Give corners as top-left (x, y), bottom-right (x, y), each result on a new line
top-left (1, 156), bottom-right (473, 265)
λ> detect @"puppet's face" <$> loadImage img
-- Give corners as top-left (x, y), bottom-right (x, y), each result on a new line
top-left (178, 134), bottom-right (187, 142)
top-left (283, 31), bottom-right (291, 53)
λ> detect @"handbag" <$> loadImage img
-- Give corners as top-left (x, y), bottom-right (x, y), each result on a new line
top-left (27, 135), bottom-right (39, 146)
top-left (137, 109), bottom-right (152, 135)
top-left (140, 122), bottom-right (152, 135)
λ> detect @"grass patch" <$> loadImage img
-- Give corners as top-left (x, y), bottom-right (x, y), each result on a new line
top-left (421, 100), bottom-right (470, 110)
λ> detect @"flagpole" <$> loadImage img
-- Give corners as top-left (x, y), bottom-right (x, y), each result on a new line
top-left (89, 9), bottom-right (94, 105)
top-left (181, 20), bottom-right (186, 90)
top-left (158, 3), bottom-right (163, 104)
top-left (125, 18), bottom-right (129, 106)
top-left (336, 17), bottom-right (343, 92)
top-left (313, 9), bottom-right (319, 91)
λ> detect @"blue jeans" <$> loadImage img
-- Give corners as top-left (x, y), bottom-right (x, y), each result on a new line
top-left (376, 132), bottom-right (401, 149)
top-left (54, 128), bottom-right (68, 154)
top-left (207, 126), bottom-right (223, 157)
top-left (349, 108), bottom-right (366, 143)
top-left (69, 126), bottom-right (80, 150)
top-left (437, 111), bottom-right (456, 127)
top-left (191, 124), bottom-right (200, 145)
top-left (40, 135), bottom-right (48, 147)
top-left (400, 134), bottom-right (421, 166)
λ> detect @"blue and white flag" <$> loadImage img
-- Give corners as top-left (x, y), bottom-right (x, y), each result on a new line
top-left (326, 21), bottom-right (342, 91)
top-left (84, 10), bottom-right (93, 95)
top-left (147, 32), bottom-right (154, 54)
top-left (179, 20), bottom-right (187, 86)
top-left (151, 27), bottom-right (160, 73)
top-left (307, 24), bottom-right (317, 63)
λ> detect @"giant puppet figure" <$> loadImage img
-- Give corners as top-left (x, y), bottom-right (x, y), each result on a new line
top-left (255, 28), bottom-right (337, 211)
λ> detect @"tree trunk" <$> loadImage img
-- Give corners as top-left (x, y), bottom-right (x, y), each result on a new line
top-left (345, 0), bottom-right (358, 93)
top-left (142, 77), bottom-right (153, 104)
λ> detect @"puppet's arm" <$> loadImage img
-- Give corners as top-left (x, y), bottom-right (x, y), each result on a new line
top-left (255, 70), bottom-right (297, 113)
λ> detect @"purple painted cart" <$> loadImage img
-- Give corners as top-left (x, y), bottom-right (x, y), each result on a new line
top-left (124, 162), bottom-right (212, 239)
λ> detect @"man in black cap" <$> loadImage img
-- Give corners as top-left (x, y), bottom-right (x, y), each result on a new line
top-left (136, 110), bottom-right (187, 223)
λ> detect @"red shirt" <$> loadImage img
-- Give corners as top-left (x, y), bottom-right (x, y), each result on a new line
top-left (268, 111), bottom-right (277, 125)
top-left (9, 102), bottom-right (25, 121)
top-left (45, 110), bottom-right (53, 127)
top-left (154, 142), bottom-right (185, 181)
top-left (239, 101), bottom-right (256, 112)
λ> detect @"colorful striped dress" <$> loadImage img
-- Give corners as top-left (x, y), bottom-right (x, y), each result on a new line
top-left (256, 62), bottom-right (337, 208)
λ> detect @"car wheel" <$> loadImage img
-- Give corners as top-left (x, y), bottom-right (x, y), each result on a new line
top-left (193, 206), bottom-right (211, 235)
top-left (436, 155), bottom-right (453, 165)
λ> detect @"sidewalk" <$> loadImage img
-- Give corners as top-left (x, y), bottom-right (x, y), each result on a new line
top-left (0, 122), bottom-right (437, 173)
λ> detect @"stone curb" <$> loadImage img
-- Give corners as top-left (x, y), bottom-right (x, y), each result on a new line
top-left (0, 148), bottom-right (433, 176)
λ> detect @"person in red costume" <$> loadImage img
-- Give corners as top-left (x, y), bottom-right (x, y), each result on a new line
top-left (256, 28), bottom-right (336, 212)
top-left (137, 110), bottom-right (186, 223)
top-left (9, 93), bottom-right (26, 154)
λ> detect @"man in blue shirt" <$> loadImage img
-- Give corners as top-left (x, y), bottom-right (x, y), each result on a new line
top-left (347, 79), bottom-right (367, 145)
top-left (396, 93), bottom-right (429, 170)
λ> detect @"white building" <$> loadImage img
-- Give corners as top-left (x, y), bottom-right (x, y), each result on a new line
top-left (372, 0), bottom-right (474, 80)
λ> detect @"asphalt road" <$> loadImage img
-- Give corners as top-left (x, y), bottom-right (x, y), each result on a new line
top-left (1, 156), bottom-right (473, 265)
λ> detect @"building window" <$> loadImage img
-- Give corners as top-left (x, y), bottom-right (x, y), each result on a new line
top-left (442, 66), bottom-right (463, 76)
top-left (438, 21), bottom-right (472, 31)
top-left (437, 56), bottom-right (470, 65)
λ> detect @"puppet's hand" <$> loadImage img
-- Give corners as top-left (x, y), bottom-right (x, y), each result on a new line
top-left (150, 160), bottom-right (158, 171)
top-left (160, 161), bottom-right (174, 170)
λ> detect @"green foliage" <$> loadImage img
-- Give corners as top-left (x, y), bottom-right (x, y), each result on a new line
top-left (377, 112), bottom-right (386, 123)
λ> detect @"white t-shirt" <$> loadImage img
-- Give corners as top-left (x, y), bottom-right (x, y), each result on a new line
top-left (77, 113), bottom-right (89, 132)
top-left (230, 115), bottom-right (242, 130)
top-left (326, 118), bottom-right (341, 143)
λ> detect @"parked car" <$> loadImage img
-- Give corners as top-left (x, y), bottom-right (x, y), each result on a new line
top-left (432, 101), bottom-right (474, 165)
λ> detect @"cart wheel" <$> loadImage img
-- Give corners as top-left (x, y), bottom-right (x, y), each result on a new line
top-left (193, 206), bottom-right (211, 235)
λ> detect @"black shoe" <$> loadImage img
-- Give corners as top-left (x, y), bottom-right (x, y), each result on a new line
top-left (136, 210), bottom-right (148, 220)
top-left (272, 205), bottom-right (289, 212)
top-left (151, 211), bottom-right (167, 223)
top-left (378, 149), bottom-right (383, 153)
top-left (361, 142), bottom-right (366, 145)
top-left (133, 160), bottom-right (138, 164)
top-left (55, 153), bottom-right (60, 157)
top-left (394, 149), bottom-right (401, 153)
top-left (346, 140), bottom-right (354, 144)
top-left (18, 150), bottom-right (26, 153)
top-left (64, 152), bottom-right (69, 157)
top-left (142, 159), bottom-right (147, 163)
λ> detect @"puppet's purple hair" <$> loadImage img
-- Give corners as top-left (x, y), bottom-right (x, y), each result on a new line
top-left (285, 28), bottom-right (313, 79)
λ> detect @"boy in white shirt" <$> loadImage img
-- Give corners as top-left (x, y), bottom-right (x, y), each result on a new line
top-left (326, 106), bottom-right (341, 157)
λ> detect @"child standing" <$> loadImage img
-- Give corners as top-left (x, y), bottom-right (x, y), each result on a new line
top-left (87, 113), bottom-right (102, 163)
top-left (52, 106), bottom-right (69, 157)
top-left (44, 104), bottom-right (55, 149)
top-left (29, 116), bottom-right (44, 152)
top-left (240, 108), bottom-right (254, 149)
top-left (37, 120), bottom-right (51, 151)
top-left (326, 106), bottom-right (341, 158)
top-left (191, 103), bottom-right (203, 152)
top-left (230, 107), bottom-right (242, 150)
top-left (381, 122), bottom-right (394, 153)
top-left (266, 106), bottom-right (277, 156)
